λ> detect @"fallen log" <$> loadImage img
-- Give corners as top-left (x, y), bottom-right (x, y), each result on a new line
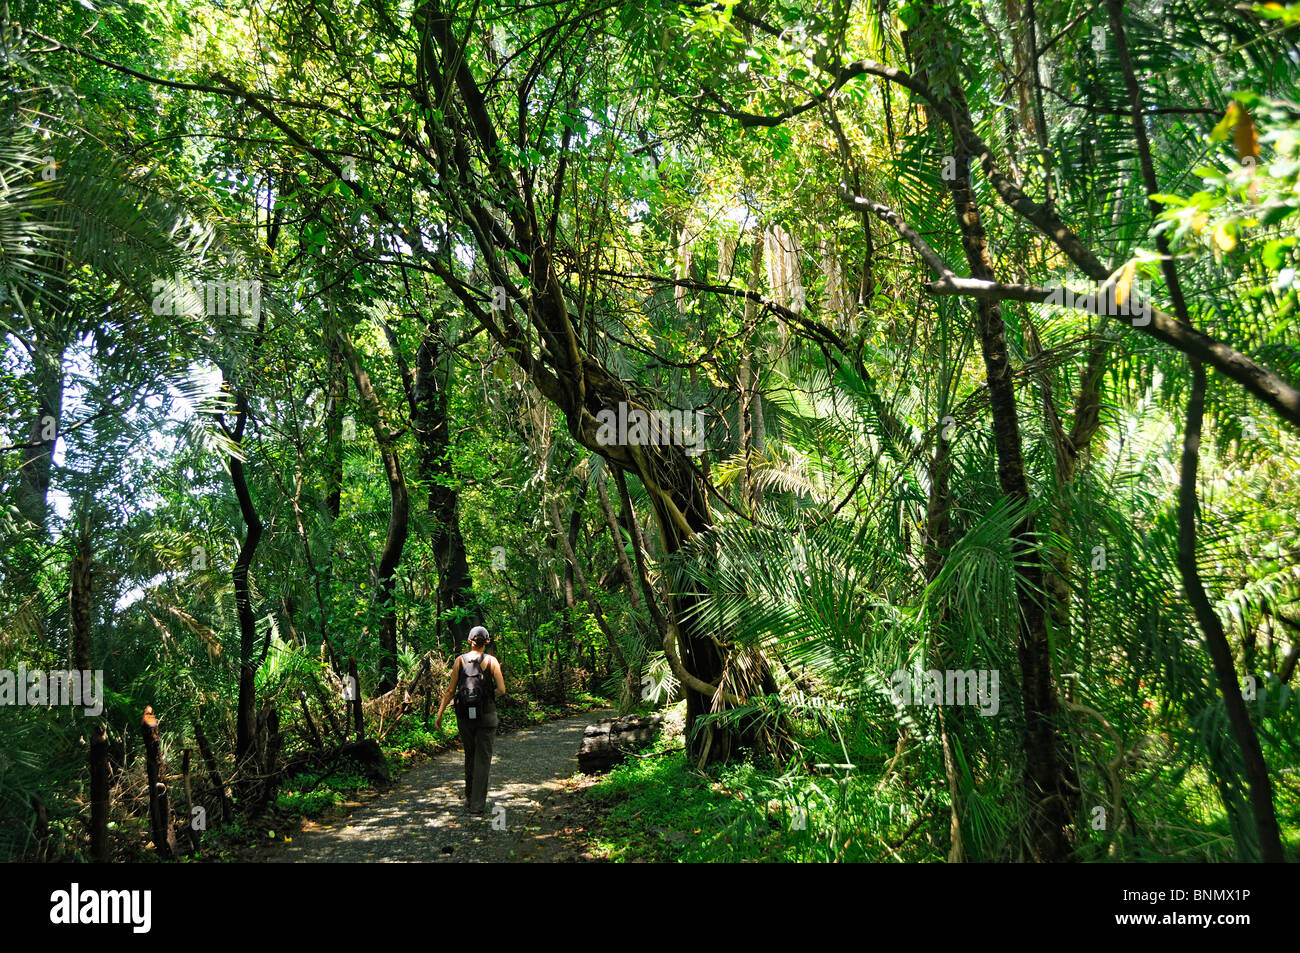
top-left (578, 714), bottom-right (664, 773)
top-left (281, 738), bottom-right (390, 786)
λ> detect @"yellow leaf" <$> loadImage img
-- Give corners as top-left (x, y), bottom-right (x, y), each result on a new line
top-left (1210, 103), bottom-right (1239, 143)
top-left (1213, 223), bottom-right (1237, 252)
top-left (1234, 107), bottom-right (1259, 162)
top-left (1114, 260), bottom-right (1137, 309)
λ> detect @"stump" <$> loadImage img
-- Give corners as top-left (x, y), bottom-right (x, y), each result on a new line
top-left (334, 738), bottom-right (389, 782)
top-left (140, 706), bottom-right (178, 860)
top-left (578, 714), bottom-right (664, 773)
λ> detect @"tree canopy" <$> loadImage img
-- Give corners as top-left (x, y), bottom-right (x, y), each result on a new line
top-left (2, 0), bottom-right (1299, 864)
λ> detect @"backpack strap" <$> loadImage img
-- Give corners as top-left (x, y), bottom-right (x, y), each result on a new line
top-left (460, 651), bottom-right (490, 684)
top-left (457, 652), bottom-right (477, 693)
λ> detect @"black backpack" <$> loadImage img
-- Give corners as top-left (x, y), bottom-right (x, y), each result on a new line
top-left (455, 651), bottom-right (495, 719)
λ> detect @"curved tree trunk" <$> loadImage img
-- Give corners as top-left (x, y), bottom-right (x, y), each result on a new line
top-left (312, 332), bottom-right (348, 674)
top-left (357, 2), bottom-right (788, 764)
top-left (342, 331), bottom-right (409, 694)
top-left (227, 391), bottom-right (264, 800)
top-left (6, 333), bottom-right (64, 646)
top-left (1106, 0), bottom-right (1283, 862)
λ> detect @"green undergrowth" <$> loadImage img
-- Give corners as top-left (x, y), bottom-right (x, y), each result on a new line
top-left (577, 700), bottom-right (1291, 862)
top-left (274, 767), bottom-right (373, 819)
top-left (578, 701), bottom-right (940, 862)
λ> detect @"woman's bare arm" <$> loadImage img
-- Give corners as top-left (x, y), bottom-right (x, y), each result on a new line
top-left (434, 656), bottom-right (462, 728)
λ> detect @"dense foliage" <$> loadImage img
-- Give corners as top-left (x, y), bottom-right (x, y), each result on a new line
top-left (2, 0), bottom-right (1299, 862)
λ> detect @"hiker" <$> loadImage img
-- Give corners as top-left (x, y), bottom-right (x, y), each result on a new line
top-left (435, 625), bottom-right (507, 815)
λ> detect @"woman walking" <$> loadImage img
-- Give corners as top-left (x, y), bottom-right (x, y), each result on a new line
top-left (435, 626), bottom-right (506, 814)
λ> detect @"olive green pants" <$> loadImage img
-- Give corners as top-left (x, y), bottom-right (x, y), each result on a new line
top-left (455, 708), bottom-right (498, 813)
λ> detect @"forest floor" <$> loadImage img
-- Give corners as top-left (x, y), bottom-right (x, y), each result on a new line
top-left (262, 707), bottom-right (616, 862)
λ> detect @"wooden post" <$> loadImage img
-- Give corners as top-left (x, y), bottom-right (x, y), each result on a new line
top-left (348, 656), bottom-right (365, 740)
top-left (90, 724), bottom-right (109, 861)
top-left (140, 706), bottom-right (177, 859)
top-left (155, 780), bottom-right (177, 858)
top-left (193, 721), bottom-right (234, 824)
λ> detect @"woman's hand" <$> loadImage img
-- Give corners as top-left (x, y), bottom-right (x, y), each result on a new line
top-left (434, 657), bottom-right (461, 733)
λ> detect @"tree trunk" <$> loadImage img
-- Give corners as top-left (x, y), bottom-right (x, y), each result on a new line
top-left (597, 473), bottom-right (649, 707)
top-left (951, 170), bottom-right (1074, 862)
top-left (252, 706), bottom-right (281, 815)
top-left (1106, 0), bottom-right (1283, 862)
top-left (325, 335), bottom-right (347, 522)
top-left (412, 323), bottom-right (477, 649)
top-left (194, 721), bottom-right (235, 825)
top-left (140, 707), bottom-right (177, 860)
top-left (14, 339), bottom-right (63, 536)
top-left (1176, 364), bottom-right (1283, 861)
top-left (89, 724), bottom-right (109, 861)
top-left (548, 491), bottom-right (631, 710)
top-left (181, 750), bottom-right (200, 853)
top-left (342, 331), bottom-right (409, 693)
top-left (739, 233), bottom-right (765, 515)
top-left (226, 392), bottom-right (264, 805)
top-left (910, 6), bottom-right (1077, 857)
top-left (69, 527), bottom-right (93, 673)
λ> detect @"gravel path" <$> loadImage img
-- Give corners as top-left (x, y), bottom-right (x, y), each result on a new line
top-left (268, 708), bottom-right (615, 863)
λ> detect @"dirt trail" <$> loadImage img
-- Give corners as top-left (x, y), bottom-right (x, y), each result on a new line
top-left (268, 708), bottom-right (614, 863)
